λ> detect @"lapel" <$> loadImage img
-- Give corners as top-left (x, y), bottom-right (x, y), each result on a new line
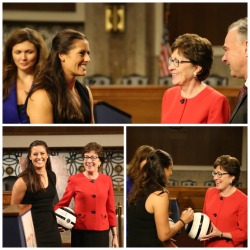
top-left (229, 92), bottom-right (247, 122)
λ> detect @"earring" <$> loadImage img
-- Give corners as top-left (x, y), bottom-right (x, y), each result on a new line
top-left (193, 74), bottom-right (197, 78)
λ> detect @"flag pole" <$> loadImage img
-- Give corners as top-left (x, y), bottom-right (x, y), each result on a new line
top-left (159, 3), bottom-right (172, 77)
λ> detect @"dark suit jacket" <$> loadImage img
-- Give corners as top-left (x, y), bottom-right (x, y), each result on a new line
top-left (229, 91), bottom-right (247, 124)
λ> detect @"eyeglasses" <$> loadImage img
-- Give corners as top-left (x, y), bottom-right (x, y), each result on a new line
top-left (83, 155), bottom-right (99, 161)
top-left (212, 171), bottom-right (229, 178)
top-left (168, 57), bottom-right (192, 67)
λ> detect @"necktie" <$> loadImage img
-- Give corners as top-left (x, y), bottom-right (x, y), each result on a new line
top-left (237, 85), bottom-right (247, 103)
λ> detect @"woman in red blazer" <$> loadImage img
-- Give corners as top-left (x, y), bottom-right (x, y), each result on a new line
top-left (201, 155), bottom-right (247, 247)
top-left (54, 142), bottom-right (118, 247)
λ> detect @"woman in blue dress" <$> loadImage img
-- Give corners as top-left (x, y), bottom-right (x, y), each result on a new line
top-left (3, 28), bottom-right (47, 123)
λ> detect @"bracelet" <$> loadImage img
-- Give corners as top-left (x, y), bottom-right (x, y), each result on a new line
top-left (112, 233), bottom-right (118, 236)
top-left (178, 219), bottom-right (185, 227)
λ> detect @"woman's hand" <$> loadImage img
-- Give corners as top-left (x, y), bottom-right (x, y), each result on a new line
top-left (199, 223), bottom-right (220, 241)
top-left (58, 227), bottom-right (66, 232)
top-left (112, 234), bottom-right (119, 247)
top-left (162, 238), bottom-right (177, 247)
top-left (180, 207), bottom-right (194, 224)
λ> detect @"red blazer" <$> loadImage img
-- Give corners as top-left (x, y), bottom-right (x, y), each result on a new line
top-left (161, 85), bottom-right (230, 124)
top-left (54, 173), bottom-right (117, 231)
top-left (203, 187), bottom-right (247, 247)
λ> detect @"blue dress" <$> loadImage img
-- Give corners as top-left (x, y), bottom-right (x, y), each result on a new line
top-left (126, 176), bottom-right (133, 195)
top-left (3, 83), bottom-right (29, 123)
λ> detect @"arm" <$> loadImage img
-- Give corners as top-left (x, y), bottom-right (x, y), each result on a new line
top-left (10, 178), bottom-right (27, 204)
top-left (212, 194), bottom-right (247, 245)
top-left (106, 177), bottom-right (118, 247)
top-left (200, 222), bottom-right (232, 241)
top-left (230, 195), bottom-right (247, 245)
top-left (54, 176), bottom-right (75, 210)
top-left (208, 95), bottom-right (230, 123)
top-left (148, 192), bottom-right (194, 242)
top-left (110, 226), bottom-right (119, 247)
top-left (201, 190), bottom-right (247, 245)
top-left (27, 89), bottom-right (54, 123)
top-left (86, 85), bottom-right (95, 124)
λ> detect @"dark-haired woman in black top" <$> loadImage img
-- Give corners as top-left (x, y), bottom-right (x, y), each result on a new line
top-left (26, 29), bottom-right (94, 123)
top-left (127, 149), bottom-right (194, 247)
top-left (11, 140), bottom-right (62, 247)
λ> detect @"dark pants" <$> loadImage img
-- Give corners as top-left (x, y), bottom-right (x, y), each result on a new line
top-left (71, 229), bottom-right (109, 247)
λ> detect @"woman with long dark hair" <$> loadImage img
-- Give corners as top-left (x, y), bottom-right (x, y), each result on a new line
top-left (127, 145), bottom-right (155, 195)
top-left (26, 29), bottom-right (95, 123)
top-left (127, 149), bottom-right (194, 247)
top-left (11, 140), bottom-right (62, 247)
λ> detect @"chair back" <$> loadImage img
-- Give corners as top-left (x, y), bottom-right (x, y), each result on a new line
top-left (181, 179), bottom-right (197, 186)
top-left (169, 198), bottom-right (180, 223)
top-left (84, 74), bottom-right (112, 85)
top-left (204, 74), bottom-right (228, 86)
top-left (159, 76), bottom-right (172, 85)
top-left (3, 176), bottom-right (18, 191)
top-left (94, 101), bottom-right (131, 123)
top-left (121, 74), bottom-right (149, 85)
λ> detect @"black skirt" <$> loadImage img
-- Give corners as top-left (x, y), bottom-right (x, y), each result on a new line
top-left (71, 229), bottom-right (109, 247)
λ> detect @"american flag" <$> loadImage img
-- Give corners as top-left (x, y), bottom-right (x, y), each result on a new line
top-left (159, 24), bottom-right (172, 76)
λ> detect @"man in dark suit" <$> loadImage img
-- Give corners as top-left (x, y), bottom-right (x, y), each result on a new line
top-left (222, 17), bottom-right (247, 123)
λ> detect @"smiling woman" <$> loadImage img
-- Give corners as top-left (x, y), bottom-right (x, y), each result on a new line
top-left (201, 155), bottom-right (247, 247)
top-left (161, 33), bottom-right (230, 124)
top-left (11, 140), bottom-right (62, 247)
top-left (54, 142), bottom-right (119, 247)
top-left (26, 29), bottom-right (95, 124)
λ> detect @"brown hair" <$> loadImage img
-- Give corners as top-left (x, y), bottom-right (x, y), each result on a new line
top-left (28, 29), bottom-right (89, 122)
top-left (19, 140), bottom-right (52, 193)
top-left (213, 155), bottom-right (241, 186)
top-left (3, 28), bottom-right (47, 100)
top-left (171, 33), bottom-right (213, 81)
top-left (127, 145), bottom-right (155, 183)
top-left (128, 149), bottom-right (173, 205)
top-left (82, 142), bottom-right (105, 166)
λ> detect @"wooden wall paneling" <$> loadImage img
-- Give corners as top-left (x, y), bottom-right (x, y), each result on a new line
top-left (3, 3), bottom-right (76, 12)
top-left (168, 3), bottom-right (247, 45)
top-left (3, 126), bottom-right (123, 136)
top-left (126, 127), bottom-right (243, 165)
